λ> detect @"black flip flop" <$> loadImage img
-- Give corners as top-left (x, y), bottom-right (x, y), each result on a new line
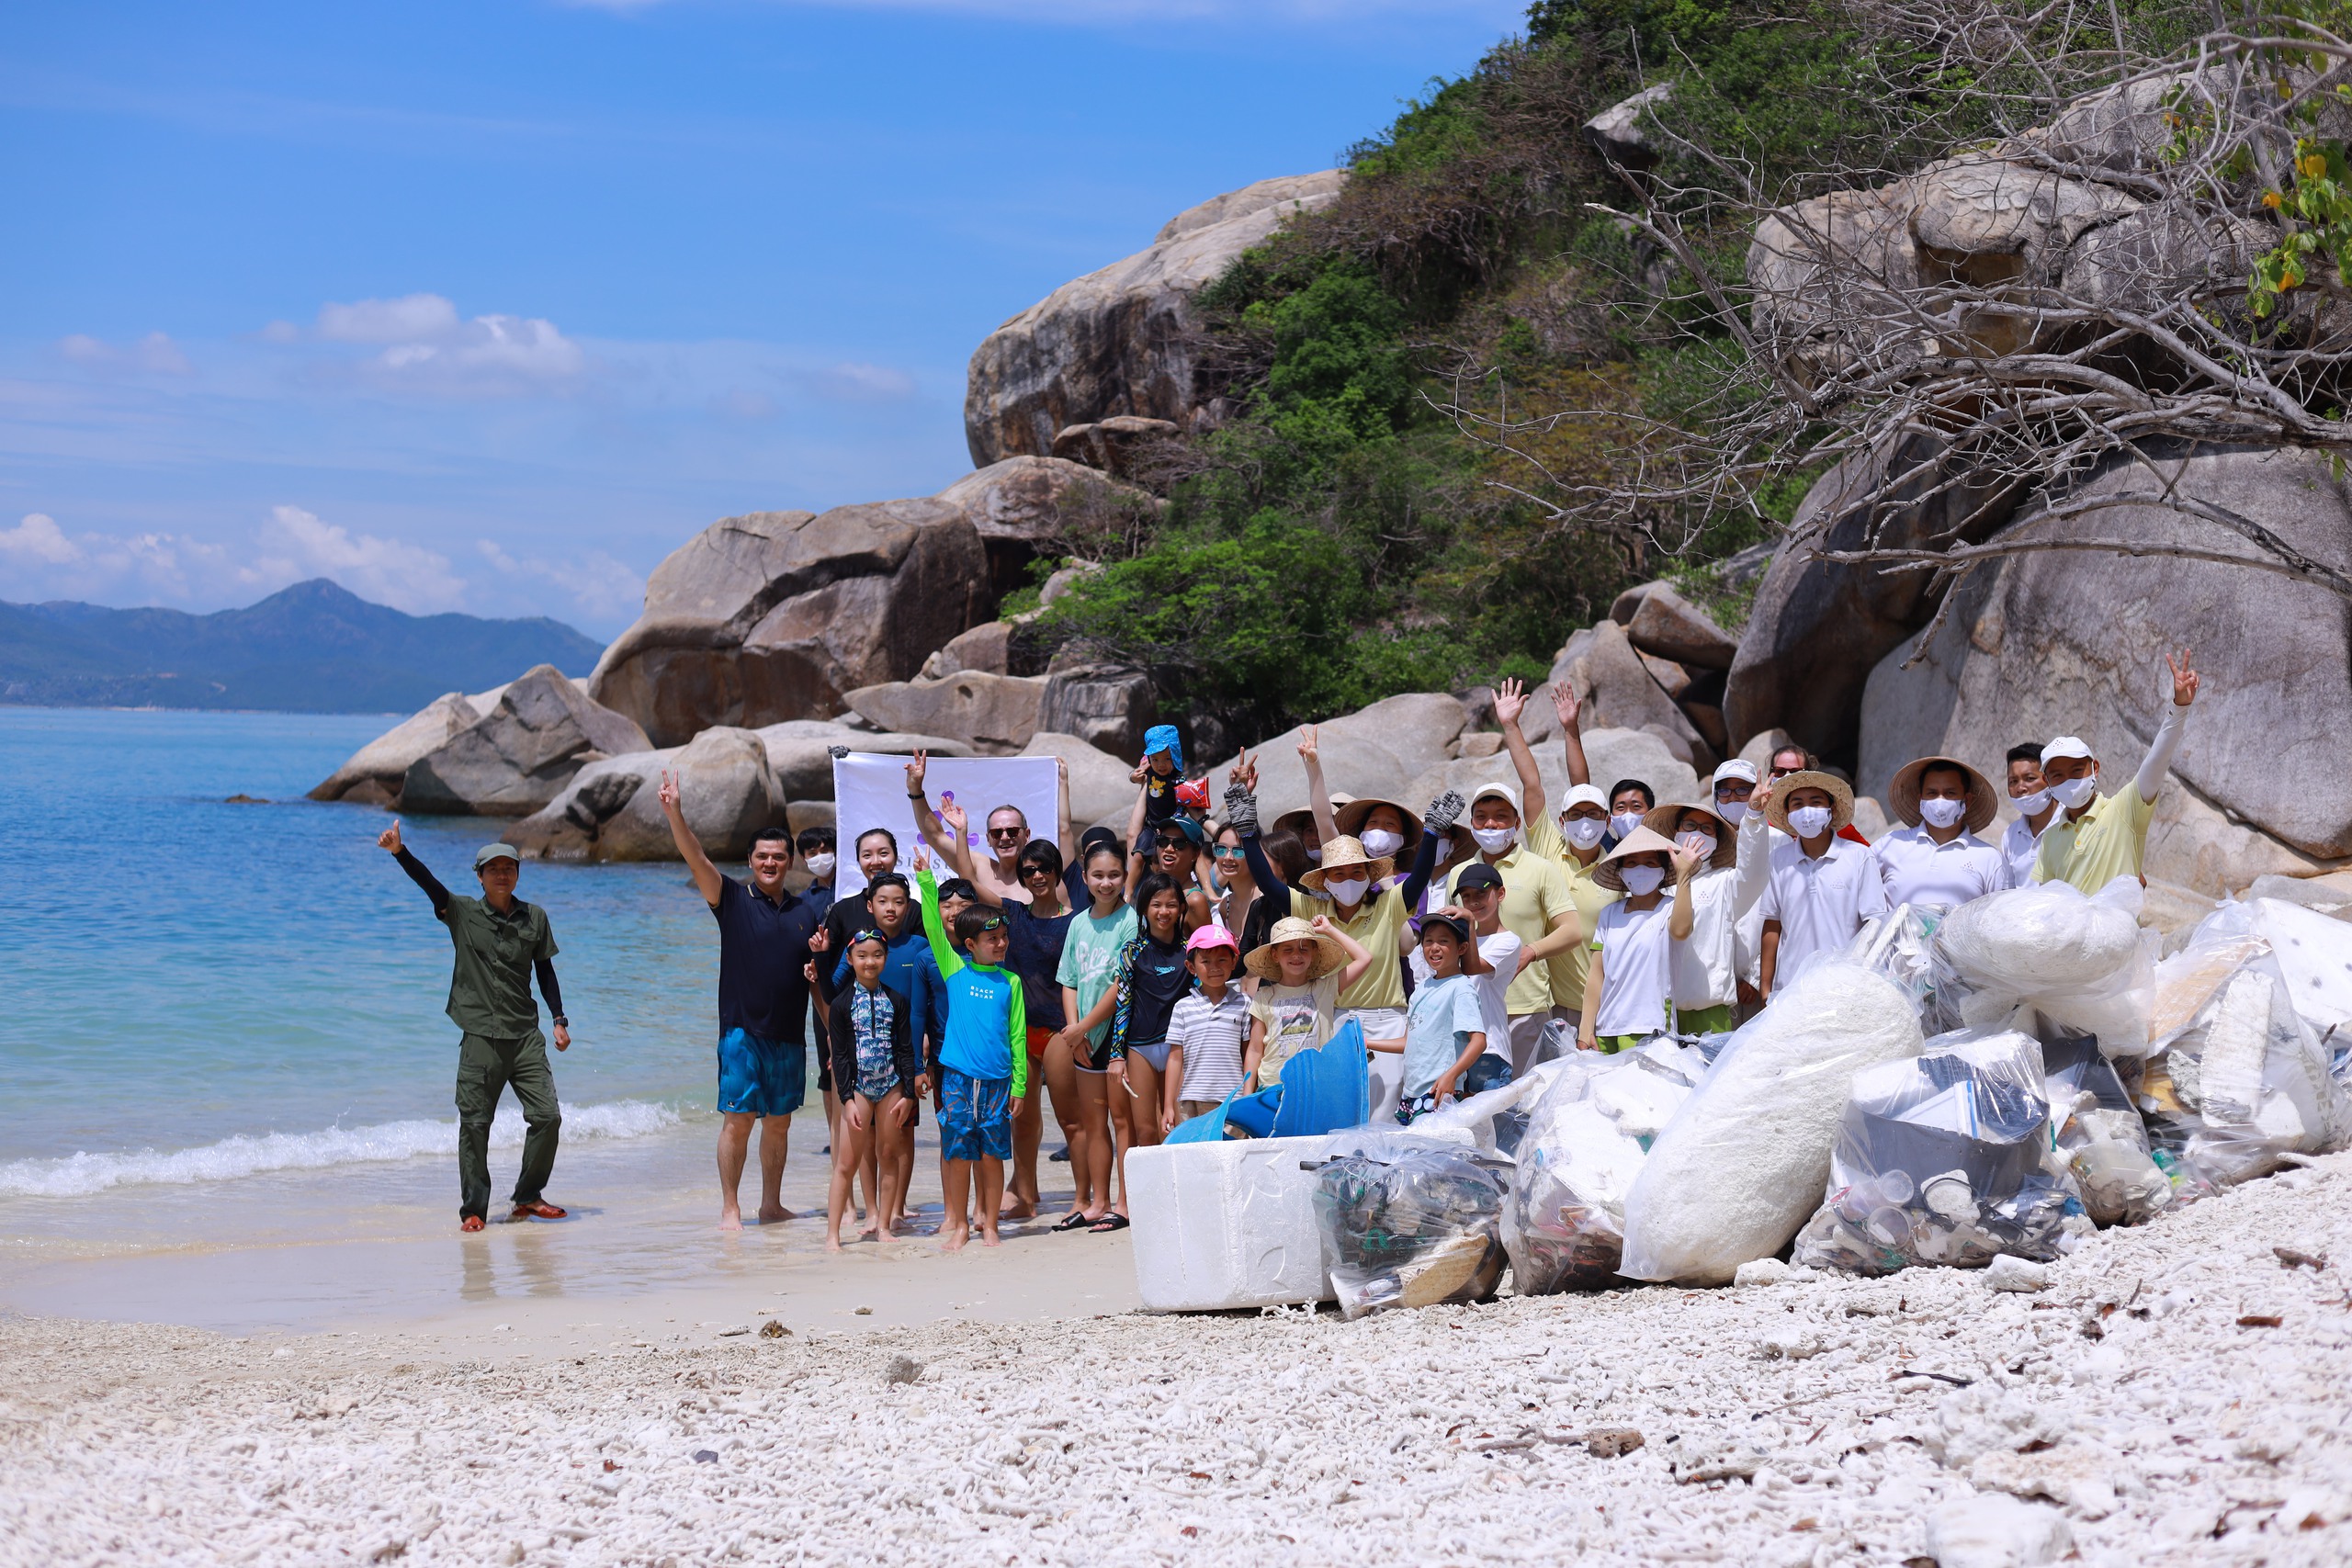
top-left (1050, 1211), bottom-right (1093, 1232)
top-left (1086, 1213), bottom-right (1131, 1234)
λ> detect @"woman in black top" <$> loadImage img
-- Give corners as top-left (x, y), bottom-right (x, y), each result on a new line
top-left (1107, 872), bottom-right (1191, 1176)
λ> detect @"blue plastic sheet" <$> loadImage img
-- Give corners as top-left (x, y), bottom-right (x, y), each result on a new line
top-left (1162, 1019), bottom-right (1370, 1144)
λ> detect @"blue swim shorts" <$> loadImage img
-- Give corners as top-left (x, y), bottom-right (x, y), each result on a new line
top-left (717, 1028), bottom-right (807, 1118)
top-left (935, 1066), bottom-right (1012, 1163)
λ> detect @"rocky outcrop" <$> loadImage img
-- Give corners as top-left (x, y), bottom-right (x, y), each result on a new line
top-left (1021, 731), bottom-right (1138, 832)
top-left (587, 500), bottom-right (990, 748)
top-left (922, 621), bottom-right (1014, 680)
top-left (505, 727), bottom-right (784, 863)
top-left (1204, 694), bottom-right (1473, 826)
top-left (1853, 447), bottom-right (2352, 893)
top-left (1037, 664), bottom-right (1159, 760)
top-left (1585, 83), bottom-right (1672, 163)
top-left (1404, 728), bottom-right (1701, 829)
top-left (964, 172), bottom-right (1346, 467)
top-left (1549, 620), bottom-right (1713, 771)
top-left (934, 456), bottom-right (1152, 599)
top-left (753, 721), bottom-right (973, 801)
top-left (400, 665), bottom-right (651, 818)
top-left (843, 671), bottom-right (1047, 755)
top-left (1618, 581), bottom-right (1739, 670)
top-left (310, 692), bottom-right (480, 806)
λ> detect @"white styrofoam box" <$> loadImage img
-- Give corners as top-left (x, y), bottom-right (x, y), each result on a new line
top-left (1127, 1128), bottom-right (1473, 1313)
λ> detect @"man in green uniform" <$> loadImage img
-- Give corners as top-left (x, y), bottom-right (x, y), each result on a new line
top-left (378, 820), bottom-right (572, 1232)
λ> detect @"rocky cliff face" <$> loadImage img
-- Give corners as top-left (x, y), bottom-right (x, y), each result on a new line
top-left (963, 172), bottom-right (1345, 467)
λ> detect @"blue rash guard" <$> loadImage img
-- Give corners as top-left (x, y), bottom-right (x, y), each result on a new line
top-left (917, 868), bottom-right (1027, 1098)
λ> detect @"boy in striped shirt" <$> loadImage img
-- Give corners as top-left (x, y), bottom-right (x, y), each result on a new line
top-left (1162, 926), bottom-right (1250, 1130)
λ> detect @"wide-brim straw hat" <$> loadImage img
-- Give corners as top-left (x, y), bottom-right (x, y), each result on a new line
top-left (1243, 914), bottom-right (1349, 981)
top-left (1593, 825), bottom-right (1685, 893)
top-left (1298, 833), bottom-right (1395, 892)
top-left (1764, 770), bottom-right (1856, 837)
top-left (1640, 801), bottom-right (1737, 871)
top-left (1333, 795), bottom-right (1423, 862)
top-left (1888, 755), bottom-right (2000, 834)
top-left (1272, 792), bottom-right (1353, 840)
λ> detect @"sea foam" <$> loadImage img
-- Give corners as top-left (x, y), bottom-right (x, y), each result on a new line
top-left (0, 1100), bottom-right (680, 1200)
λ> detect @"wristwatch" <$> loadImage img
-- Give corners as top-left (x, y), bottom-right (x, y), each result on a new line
top-left (551, 1015), bottom-right (569, 1028)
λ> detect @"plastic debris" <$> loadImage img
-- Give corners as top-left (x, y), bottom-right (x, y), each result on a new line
top-left (1503, 1042), bottom-right (1702, 1294)
top-left (2140, 948), bottom-right (2352, 1187)
top-left (1312, 1140), bottom-right (1510, 1319)
top-left (1930, 879), bottom-right (2154, 1055)
top-left (1794, 1029), bottom-right (2080, 1275)
top-left (1619, 960), bottom-right (1925, 1285)
top-left (1983, 1255), bottom-right (2050, 1292)
top-left (2041, 1029), bottom-right (2172, 1226)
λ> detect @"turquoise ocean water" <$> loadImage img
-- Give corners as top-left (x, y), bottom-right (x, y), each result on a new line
top-left (0, 707), bottom-right (727, 1200)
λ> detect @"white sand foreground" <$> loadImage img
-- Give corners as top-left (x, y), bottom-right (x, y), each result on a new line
top-left (6, 1151), bottom-right (2351, 1567)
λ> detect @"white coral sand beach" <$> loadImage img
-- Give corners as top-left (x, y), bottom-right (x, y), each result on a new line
top-left (6, 1146), bottom-right (2349, 1566)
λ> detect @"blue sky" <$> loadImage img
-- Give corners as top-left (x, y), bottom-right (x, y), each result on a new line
top-left (0, 0), bottom-right (1524, 637)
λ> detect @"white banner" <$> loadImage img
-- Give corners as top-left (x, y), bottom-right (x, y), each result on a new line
top-left (831, 752), bottom-right (1062, 897)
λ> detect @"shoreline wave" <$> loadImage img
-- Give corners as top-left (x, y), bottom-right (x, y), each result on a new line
top-left (0, 1100), bottom-right (683, 1200)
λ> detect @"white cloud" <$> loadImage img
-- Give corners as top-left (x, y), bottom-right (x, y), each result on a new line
top-left (798, 360), bottom-right (919, 403)
top-left (476, 539), bottom-right (645, 622)
top-left (54, 331), bottom-right (193, 375)
top-left (295, 293), bottom-right (586, 394)
top-left (0, 513), bottom-right (81, 565)
top-left (243, 504), bottom-right (469, 613)
top-left (316, 292), bottom-right (463, 344)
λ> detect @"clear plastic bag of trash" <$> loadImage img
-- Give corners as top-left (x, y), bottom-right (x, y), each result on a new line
top-left (1793, 1028), bottom-right (2081, 1275)
top-left (1620, 960), bottom-right (1926, 1285)
top-left (2136, 947), bottom-right (2352, 1188)
top-left (1928, 878), bottom-right (2155, 1055)
top-left (2039, 1025), bottom-right (2171, 1226)
top-left (1503, 1041), bottom-right (1703, 1295)
top-left (1850, 902), bottom-right (1938, 1010)
top-left (2156, 898), bottom-right (2352, 1063)
top-left (1406, 1055), bottom-right (1576, 1160)
top-left (1312, 1143), bottom-right (1510, 1319)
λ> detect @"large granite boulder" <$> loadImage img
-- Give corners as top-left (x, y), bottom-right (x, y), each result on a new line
top-left (1854, 446), bottom-right (2352, 888)
top-left (505, 727), bottom-right (784, 863)
top-left (964, 172), bottom-right (1346, 466)
top-left (1724, 436), bottom-right (2018, 767)
top-left (1549, 620), bottom-right (1712, 769)
top-left (1021, 731), bottom-right (1138, 833)
top-left (843, 671), bottom-right (1047, 755)
top-left (1038, 663), bottom-right (1159, 759)
top-left (1621, 581), bottom-right (1740, 670)
top-left (399, 665), bottom-right (651, 817)
top-left (934, 456), bottom-right (1153, 598)
top-left (753, 720), bottom-right (974, 801)
top-left (1202, 693), bottom-right (1474, 825)
top-left (587, 500), bottom-right (990, 748)
top-left (309, 692), bottom-right (480, 806)
top-left (1403, 728), bottom-right (1702, 829)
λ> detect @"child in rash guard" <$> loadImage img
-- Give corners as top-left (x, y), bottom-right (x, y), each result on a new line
top-left (823, 930), bottom-right (920, 1250)
top-left (1396, 913), bottom-right (1488, 1122)
top-left (915, 865), bottom-right (1024, 1251)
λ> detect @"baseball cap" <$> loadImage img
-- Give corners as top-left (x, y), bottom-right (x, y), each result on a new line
top-left (2041, 736), bottom-right (2093, 764)
top-left (1561, 784), bottom-right (1608, 814)
top-left (1185, 924), bottom-right (1238, 953)
top-left (1419, 911), bottom-right (1472, 944)
top-left (1470, 781), bottom-right (1521, 813)
top-left (1712, 759), bottom-right (1758, 787)
top-left (1454, 862), bottom-right (1506, 892)
top-left (474, 843), bottom-right (522, 868)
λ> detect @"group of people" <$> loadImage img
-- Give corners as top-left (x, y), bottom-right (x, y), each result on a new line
top-left (376, 649), bottom-right (2201, 1243)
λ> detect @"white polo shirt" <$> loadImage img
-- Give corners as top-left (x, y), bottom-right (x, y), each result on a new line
top-left (1872, 824), bottom-right (2005, 911)
top-left (1758, 836), bottom-right (1890, 986)
top-left (1998, 815), bottom-right (2044, 890)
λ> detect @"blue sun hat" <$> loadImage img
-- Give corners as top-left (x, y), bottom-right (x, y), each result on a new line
top-left (1143, 723), bottom-right (1184, 773)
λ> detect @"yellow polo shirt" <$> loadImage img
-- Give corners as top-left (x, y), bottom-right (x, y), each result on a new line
top-left (1523, 811), bottom-right (1622, 1011)
top-left (1442, 841), bottom-right (1575, 1016)
top-left (1330, 885), bottom-right (1410, 1011)
top-left (2031, 784), bottom-right (2155, 893)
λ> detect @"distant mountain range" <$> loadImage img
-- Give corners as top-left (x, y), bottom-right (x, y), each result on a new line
top-left (0, 579), bottom-right (605, 713)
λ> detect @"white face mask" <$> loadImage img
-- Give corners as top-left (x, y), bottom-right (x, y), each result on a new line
top-left (2050, 774), bottom-right (2098, 809)
top-left (2012, 788), bottom-right (2051, 816)
top-left (1322, 875), bottom-right (1369, 907)
top-left (1358, 829), bottom-right (1404, 859)
top-left (1471, 826), bottom-right (1518, 854)
top-left (1620, 864), bottom-right (1666, 897)
top-left (1715, 798), bottom-right (1748, 825)
top-left (1610, 811), bottom-right (1646, 840)
top-left (1306, 847), bottom-right (1322, 863)
top-left (803, 852), bottom-right (836, 878)
top-left (1562, 816), bottom-right (1607, 851)
top-left (1918, 797), bottom-right (1966, 829)
top-left (1676, 830), bottom-right (1717, 860)
top-left (1789, 805), bottom-right (1834, 840)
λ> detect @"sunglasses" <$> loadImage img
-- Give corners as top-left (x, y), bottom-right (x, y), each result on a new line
top-left (1212, 845), bottom-right (1245, 860)
top-left (987, 826), bottom-right (1024, 841)
top-left (971, 915), bottom-right (1008, 934)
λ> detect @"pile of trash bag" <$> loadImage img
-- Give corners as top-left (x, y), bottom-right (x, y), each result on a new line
top-left (1619, 960), bottom-right (1926, 1285)
top-left (2139, 905), bottom-right (2352, 1187)
top-left (1311, 1136), bottom-right (1510, 1319)
top-left (1794, 1029), bottom-right (2083, 1275)
top-left (1928, 878), bottom-right (2155, 1054)
top-left (1503, 1039), bottom-right (1705, 1295)
top-left (2042, 1029), bottom-right (2175, 1226)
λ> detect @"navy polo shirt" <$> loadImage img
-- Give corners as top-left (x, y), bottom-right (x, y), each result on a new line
top-left (712, 875), bottom-right (822, 1042)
